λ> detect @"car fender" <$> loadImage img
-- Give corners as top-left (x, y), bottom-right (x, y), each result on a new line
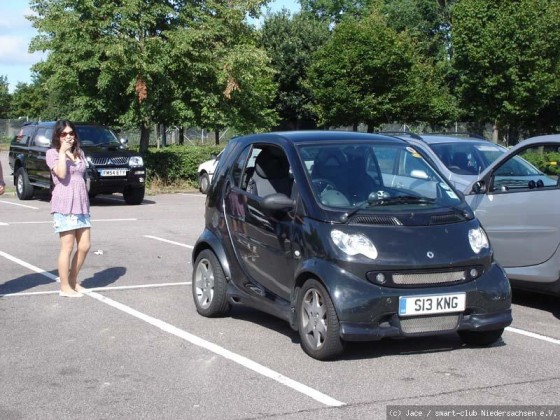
top-left (294, 257), bottom-right (383, 322)
top-left (192, 228), bottom-right (232, 281)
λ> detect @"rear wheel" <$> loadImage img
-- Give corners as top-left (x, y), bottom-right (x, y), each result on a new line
top-left (15, 168), bottom-right (34, 200)
top-left (458, 328), bottom-right (504, 346)
top-left (297, 279), bottom-right (345, 360)
top-left (123, 186), bottom-right (145, 205)
top-left (192, 250), bottom-right (230, 317)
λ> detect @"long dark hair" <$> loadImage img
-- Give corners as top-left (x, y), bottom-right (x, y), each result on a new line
top-left (51, 120), bottom-right (81, 158)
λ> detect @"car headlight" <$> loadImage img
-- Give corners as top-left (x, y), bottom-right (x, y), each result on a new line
top-left (129, 156), bottom-right (144, 167)
top-left (331, 229), bottom-right (378, 260)
top-left (468, 227), bottom-right (489, 254)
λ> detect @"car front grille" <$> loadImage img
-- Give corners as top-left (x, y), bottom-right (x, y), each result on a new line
top-left (393, 270), bottom-right (465, 285)
top-left (90, 156), bottom-right (129, 166)
top-left (400, 314), bottom-right (460, 334)
top-left (348, 215), bottom-right (403, 226)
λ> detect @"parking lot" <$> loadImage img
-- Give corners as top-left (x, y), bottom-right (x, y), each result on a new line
top-left (1, 159), bottom-right (559, 418)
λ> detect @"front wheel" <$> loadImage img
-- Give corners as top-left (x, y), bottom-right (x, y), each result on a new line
top-left (199, 172), bottom-right (210, 194)
top-left (297, 279), bottom-right (345, 360)
top-left (15, 168), bottom-right (34, 200)
top-left (123, 186), bottom-right (145, 205)
top-left (192, 250), bottom-right (230, 317)
top-left (458, 328), bottom-right (504, 346)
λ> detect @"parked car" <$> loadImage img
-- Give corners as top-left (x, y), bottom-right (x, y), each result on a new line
top-left (8, 122), bottom-right (146, 204)
top-left (391, 133), bottom-right (508, 192)
top-left (197, 151), bottom-right (221, 194)
top-left (464, 135), bottom-right (560, 296)
top-left (191, 131), bottom-right (512, 360)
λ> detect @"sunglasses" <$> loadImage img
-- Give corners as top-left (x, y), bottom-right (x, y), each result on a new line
top-left (60, 130), bottom-right (75, 137)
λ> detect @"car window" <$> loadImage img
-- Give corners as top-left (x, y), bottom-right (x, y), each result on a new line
top-left (242, 146), bottom-right (292, 198)
top-left (230, 145), bottom-right (251, 188)
top-left (77, 126), bottom-right (120, 146)
top-left (491, 144), bottom-right (559, 192)
top-left (430, 142), bottom-right (505, 175)
top-left (299, 142), bottom-right (461, 209)
top-left (14, 126), bottom-right (35, 145)
top-left (33, 127), bottom-right (52, 147)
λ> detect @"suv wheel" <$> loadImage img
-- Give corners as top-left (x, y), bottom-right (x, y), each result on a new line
top-left (297, 279), bottom-right (345, 360)
top-left (192, 250), bottom-right (230, 317)
top-left (15, 168), bottom-right (34, 200)
top-left (123, 186), bottom-right (145, 205)
top-left (199, 172), bottom-right (210, 194)
top-left (458, 328), bottom-right (504, 346)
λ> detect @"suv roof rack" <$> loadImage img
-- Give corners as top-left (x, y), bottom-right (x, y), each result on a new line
top-left (378, 131), bottom-right (424, 141)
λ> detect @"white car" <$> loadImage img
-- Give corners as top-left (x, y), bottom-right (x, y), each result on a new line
top-left (197, 152), bottom-right (221, 194)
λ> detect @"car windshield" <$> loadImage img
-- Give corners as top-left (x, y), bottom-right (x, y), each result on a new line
top-left (76, 126), bottom-right (121, 146)
top-left (429, 142), bottom-right (505, 175)
top-left (298, 142), bottom-right (462, 210)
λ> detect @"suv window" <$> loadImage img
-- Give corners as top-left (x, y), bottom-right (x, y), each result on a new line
top-left (33, 127), bottom-right (52, 147)
top-left (14, 126), bottom-right (35, 145)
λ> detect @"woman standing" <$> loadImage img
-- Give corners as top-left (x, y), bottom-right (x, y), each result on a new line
top-left (46, 120), bottom-right (91, 297)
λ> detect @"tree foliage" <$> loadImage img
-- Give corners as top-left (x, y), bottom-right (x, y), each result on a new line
top-left (308, 8), bottom-right (458, 130)
top-left (0, 76), bottom-right (11, 118)
top-left (28, 0), bottom-right (276, 151)
top-left (452, 0), bottom-right (560, 139)
top-left (259, 10), bottom-right (330, 129)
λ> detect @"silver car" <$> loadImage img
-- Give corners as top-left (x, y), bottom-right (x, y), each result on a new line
top-left (394, 133), bottom-right (507, 191)
top-left (464, 135), bottom-right (560, 295)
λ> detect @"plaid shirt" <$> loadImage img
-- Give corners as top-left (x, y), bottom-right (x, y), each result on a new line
top-left (46, 149), bottom-right (90, 215)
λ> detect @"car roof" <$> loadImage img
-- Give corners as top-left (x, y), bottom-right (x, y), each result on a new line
top-left (239, 130), bottom-right (408, 145)
top-left (413, 134), bottom-right (489, 145)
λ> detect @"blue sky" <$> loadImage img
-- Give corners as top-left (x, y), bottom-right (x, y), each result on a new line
top-left (0, 0), bottom-right (299, 93)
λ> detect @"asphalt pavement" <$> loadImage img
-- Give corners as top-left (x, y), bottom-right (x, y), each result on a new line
top-left (1, 148), bottom-right (559, 420)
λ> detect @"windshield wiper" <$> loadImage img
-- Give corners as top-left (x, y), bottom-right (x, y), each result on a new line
top-left (340, 194), bottom-right (435, 223)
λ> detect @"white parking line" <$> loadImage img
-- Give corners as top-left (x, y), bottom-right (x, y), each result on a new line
top-left (144, 235), bottom-right (194, 249)
top-left (506, 326), bottom-right (560, 345)
top-left (0, 251), bottom-right (59, 281)
top-left (85, 289), bottom-right (345, 407)
top-left (0, 250), bottom-right (345, 407)
top-left (0, 200), bottom-right (40, 209)
top-left (0, 218), bottom-right (137, 226)
top-left (1, 282), bottom-right (191, 297)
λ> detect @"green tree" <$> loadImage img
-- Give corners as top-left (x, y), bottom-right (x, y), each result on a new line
top-left (0, 76), bottom-right (11, 118)
top-left (28, 0), bottom-right (273, 151)
top-left (300, 0), bottom-right (371, 23)
top-left (259, 11), bottom-right (330, 130)
top-left (308, 8), bottom-right (457, 131)
top-left (452, 0), bottom-right (560, 142)
top-left (9, 79), bottom-right (48, 121)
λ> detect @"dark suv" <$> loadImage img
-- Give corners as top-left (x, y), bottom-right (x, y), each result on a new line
top-left (9, 122), bottom-right (146, 205)
top-left (191, 131), bottom-right (512, 360)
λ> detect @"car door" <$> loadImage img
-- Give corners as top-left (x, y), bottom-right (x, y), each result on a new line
top-left (224, 143), bottom-right (295, 301)
top-left (465, 139), bottom-right (560, 269)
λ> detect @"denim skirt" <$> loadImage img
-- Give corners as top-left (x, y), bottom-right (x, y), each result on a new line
top-left (53, 213), bottom-right (92, 233)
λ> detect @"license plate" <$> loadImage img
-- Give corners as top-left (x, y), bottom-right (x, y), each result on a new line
top-left (399, 293), bottom-right (466, 317)
top-left (100, 169), bottom-right (128, 177)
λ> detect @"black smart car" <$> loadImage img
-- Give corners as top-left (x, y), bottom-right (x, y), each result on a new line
top-left (192, 131), bottom-right (512, 360)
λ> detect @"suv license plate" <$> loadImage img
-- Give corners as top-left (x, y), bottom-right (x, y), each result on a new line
top-left (399, 293), bottom-right (466, 317)
top-left (100, 169), bottom-right (128, 177)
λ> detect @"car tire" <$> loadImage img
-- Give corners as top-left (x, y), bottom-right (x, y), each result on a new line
top-left (123, 186), bottom-right (145, 205)
top-left (192, 250), bottom-right (230, 317)
top-left (458, 328), bottom-right (504, 346)
top-left (199, 172), bottom-right (210, 194)
top-left (15, 167), bottom-right (34, 200)
top-left (297, 279), bottom-right (345, 360)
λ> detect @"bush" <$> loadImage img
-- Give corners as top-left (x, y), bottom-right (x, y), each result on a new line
top-left (523, 151), bottom-right (560, 176)
top-left (144, 145), bottom-right (224, 184)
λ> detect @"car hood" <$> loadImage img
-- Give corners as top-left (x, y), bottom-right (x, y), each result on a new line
top-left (82, 145), bottom-right (138, 157)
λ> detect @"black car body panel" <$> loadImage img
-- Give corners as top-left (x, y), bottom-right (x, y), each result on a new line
top-left (192, 131), bottom-right (512, 358)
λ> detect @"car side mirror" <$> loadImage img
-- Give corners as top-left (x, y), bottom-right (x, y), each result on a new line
top-left (120, 138), bottom-right (128, 147)
top-left (471, 180), bottom-right (487, 194)
top-left (262, 193), bottom-right (295, 211)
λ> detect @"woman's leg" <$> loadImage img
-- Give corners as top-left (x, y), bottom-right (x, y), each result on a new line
top-left (69, 227), bottom-right (91, 291)
top-left (58, 231), bottom-right (77, 293)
